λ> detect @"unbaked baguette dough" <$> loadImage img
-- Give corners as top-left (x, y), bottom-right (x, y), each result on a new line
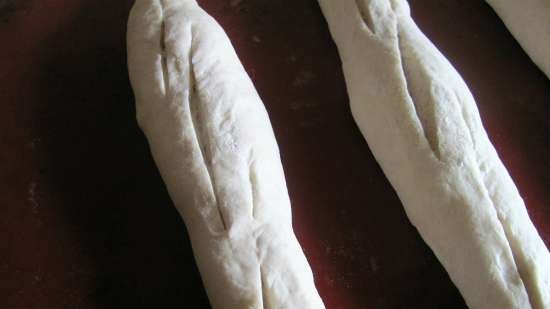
top-left (317, 1), bottom-right (550, 308)
top-left (485, 0), bottom-right (550, 79)
top-left (127, 1), bottom-right (326, 308)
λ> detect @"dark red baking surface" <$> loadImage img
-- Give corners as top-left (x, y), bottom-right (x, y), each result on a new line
top-left (1, 0), bottom-right (549, 308)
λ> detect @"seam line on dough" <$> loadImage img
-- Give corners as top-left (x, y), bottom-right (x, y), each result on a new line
top-left (474, 164), bottom-right (535, 308)
top-left (249, 150), bottom-right (258, 219)
top-left (260, 265), bottom-right (269, 309)
top-left (158, 0), bottom-right (169, 95)
top-left (354, 0), bottom-right (375, 34)
top-left (394, 25), bottom-right (441, 161)
top-left (457, 87), bottom-right (537, 307)
top-left (186, 25), bottom-right (228, 231)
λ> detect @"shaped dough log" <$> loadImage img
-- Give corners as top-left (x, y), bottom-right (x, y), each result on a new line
top-left (127, 1), bottom-right (326, 308)
top-left (317, 1), bottom-right (550, 308)
top-left (486, 0), bottom-right (550, 79)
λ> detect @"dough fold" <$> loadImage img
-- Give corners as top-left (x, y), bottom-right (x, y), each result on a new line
top-left (317, 1), bottom-right (550, 308)
top-left (127, 1), bottom-right (326, 308)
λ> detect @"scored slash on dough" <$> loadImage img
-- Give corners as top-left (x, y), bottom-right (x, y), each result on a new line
top-left (158, 0), bottom-right (228, 231)
top-left (186, 41), bottom-right (229, 231)
top-left (355, 0), bottom-right (376, 34)
top-left (394, 25), bottom-right (442, 161)
top-left (159, 19), bottom-right (169, 94)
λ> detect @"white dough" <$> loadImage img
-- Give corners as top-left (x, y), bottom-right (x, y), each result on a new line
top-left (486, 0), bottom-right (550, 79)
top-left (127, 1), bottom-right (326, 308)
top-left (317, 0), bottom-right (550, 308)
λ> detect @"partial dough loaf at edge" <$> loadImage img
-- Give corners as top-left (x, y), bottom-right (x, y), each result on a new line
top-left (486, 0), bottom-right (550, 79)
top-left (127, 1), bottom-right (326, 308)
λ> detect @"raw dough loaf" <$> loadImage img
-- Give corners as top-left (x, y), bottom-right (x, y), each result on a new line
top-left (127, 1), bottom-right (326, 308)
top-left (486, 0), bottom-right (550, 79)
top-left (317, 0), bottom-right (550, 308)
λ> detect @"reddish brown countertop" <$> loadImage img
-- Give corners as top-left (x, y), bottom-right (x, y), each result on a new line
top-left (1, 0), bottom-right (549, 308)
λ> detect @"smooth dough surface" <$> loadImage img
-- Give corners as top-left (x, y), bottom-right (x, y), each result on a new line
top-left (486, 0), bottom-right (550, 79)
top-left (317, 1), bottom-right (550, 309)
top-left (127, 1), bottom-right (326, 308)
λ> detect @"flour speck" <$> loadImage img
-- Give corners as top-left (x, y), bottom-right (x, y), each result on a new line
top-left (292, 70), bottom-right (316, 87)
top-left (28, 182), bottom-right (39, 212)
top-left (369, 256), bottom-right (379, 273)
top-left (230, 0), bottom-right (243, 7)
